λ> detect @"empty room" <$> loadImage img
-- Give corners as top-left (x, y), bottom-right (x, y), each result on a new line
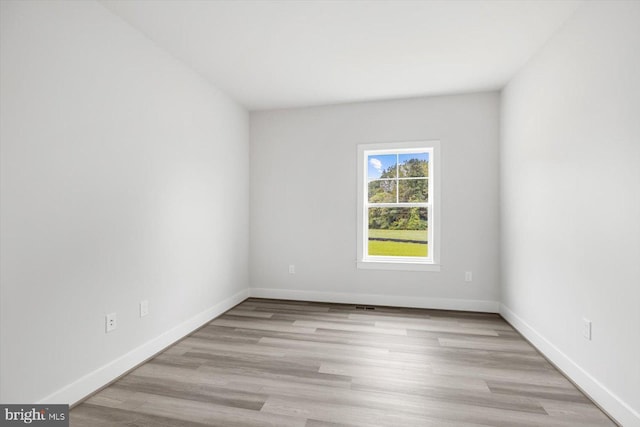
top-left (1, 0), bottom-right (638, 426)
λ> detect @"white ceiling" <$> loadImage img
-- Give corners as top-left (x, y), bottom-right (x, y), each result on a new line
top-left (101, 0), bottom-right (582, 111)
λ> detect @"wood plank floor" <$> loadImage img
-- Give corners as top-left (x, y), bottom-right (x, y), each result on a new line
top-left (71, 298), bottom-right (616, 426)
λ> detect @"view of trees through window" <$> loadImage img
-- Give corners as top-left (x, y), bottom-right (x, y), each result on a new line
top-left (367, 151), bottom-right (429, 257)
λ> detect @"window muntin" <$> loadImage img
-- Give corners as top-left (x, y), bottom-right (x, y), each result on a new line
top-left (357, 141), bottom-right (439, 270)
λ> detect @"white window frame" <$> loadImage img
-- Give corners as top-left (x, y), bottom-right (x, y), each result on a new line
top-left (357, 140), bottom-right (441, 271)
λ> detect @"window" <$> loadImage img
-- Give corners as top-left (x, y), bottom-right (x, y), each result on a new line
top-left (357, 141), bottom-right (440, 271)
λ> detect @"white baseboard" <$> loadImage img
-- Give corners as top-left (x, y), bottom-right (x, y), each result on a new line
top-left (38, 288), bottom-right (249, 406)
top-left (249, 287), bottom-right (499, 313)
top-left (500, 304), bottom-right (639, 427)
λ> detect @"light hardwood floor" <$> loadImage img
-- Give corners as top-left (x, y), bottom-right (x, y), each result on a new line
top-left (71, 298), bottom-right (616, 426)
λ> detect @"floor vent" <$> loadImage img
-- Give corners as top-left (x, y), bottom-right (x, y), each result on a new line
top-left (355, 305), bottom-right (376, 310)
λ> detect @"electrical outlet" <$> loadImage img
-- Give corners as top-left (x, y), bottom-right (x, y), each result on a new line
top-left (289, 265), bottom-right (295, 274)
top-left (140, 300), bottom-right (149, 317)
top-left (465, 271), bottom-right (473, 282)
top-left (583, 318), bottom-right (592, 340)
top-left (106, 312), bottom-right (117, 333)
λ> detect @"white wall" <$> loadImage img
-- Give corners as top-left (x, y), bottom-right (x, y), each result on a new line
top-left (250, 93), bottom-right (500, 311)
top-left (500, 1), bottom-right (640, 425)
top-left (0, 0), bottom-right (249, 404)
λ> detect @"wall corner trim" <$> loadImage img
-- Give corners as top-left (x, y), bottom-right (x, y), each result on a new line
top-left (249, 288), bottom-right (499, 313)
top-left (38, 288), bottom-right (249, 407)
top-left (499, 304), bottom-right (639, 427)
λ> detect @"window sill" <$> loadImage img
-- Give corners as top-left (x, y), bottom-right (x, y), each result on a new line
top-left (357, 261), bottom-right (441, 272)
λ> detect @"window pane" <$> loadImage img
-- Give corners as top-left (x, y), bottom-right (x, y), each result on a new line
top-left (367, 154), bottom-right (396, 179)
top-left (368, 180), bottom-right (396, 203)
top-left (368, 207), bottom-right (428, 257)
top-left (398, 178), bottom-right (428, 202)
top-left (399, 152), bottom-right (428, 177)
